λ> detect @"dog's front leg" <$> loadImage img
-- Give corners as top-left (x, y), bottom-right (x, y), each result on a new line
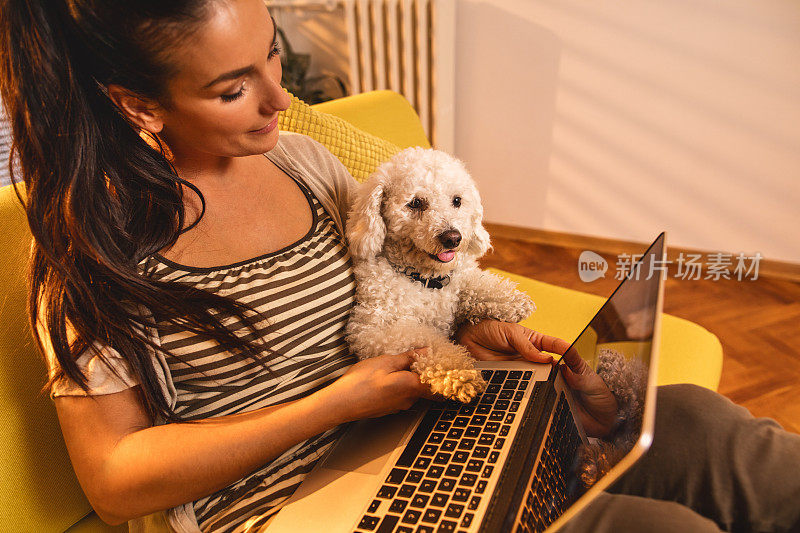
top-left (456, 267), bottom-right (536, 325)
top-left (346, 316), bottom-right (486, 402)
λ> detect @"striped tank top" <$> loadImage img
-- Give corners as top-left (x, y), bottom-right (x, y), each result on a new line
top-left (139, 172), bottom-right (357, 532)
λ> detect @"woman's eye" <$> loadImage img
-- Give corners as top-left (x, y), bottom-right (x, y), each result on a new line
top-left (452, 196), bottom-right (462, 208)
top-left (407, 197), bottom-right (426, 210)
top-left (220, 83), bottom-right (246, 103)
top-left (269, 42), bottom-right (282, 60)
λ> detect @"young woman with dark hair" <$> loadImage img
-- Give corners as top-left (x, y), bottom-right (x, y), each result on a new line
top-left (0, 0), bottom-right (561, 529)
top-left (6, 1), bottom-right (797, 532)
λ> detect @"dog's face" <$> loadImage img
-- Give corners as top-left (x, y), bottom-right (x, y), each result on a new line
top-left (346, 147), bottom-right (491, 274)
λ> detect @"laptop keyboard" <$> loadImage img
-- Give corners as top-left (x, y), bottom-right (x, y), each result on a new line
top-left (515, 394), bottom-right (581, 533)
top-left (354, 370), bottom-right (544, 533)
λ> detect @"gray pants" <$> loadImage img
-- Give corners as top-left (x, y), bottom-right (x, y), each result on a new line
top-left (560, 384), bottom-right (800, 533)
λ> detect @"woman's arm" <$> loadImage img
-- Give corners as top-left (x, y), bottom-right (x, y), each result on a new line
top-left (56, 349), bottom-right (430, 525)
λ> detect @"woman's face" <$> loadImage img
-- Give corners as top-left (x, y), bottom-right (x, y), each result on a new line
top-left (155, 0), bottom-right (291, 164)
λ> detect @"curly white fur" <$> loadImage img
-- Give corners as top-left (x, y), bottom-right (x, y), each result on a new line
top-left (345, 147), bottom-right (536, 402)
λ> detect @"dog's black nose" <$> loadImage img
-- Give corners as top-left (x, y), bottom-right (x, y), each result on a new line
top-left (438, 230), bottom-right (462, 248)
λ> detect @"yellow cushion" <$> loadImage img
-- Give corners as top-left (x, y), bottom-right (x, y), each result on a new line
top-left (279, 92), bottom-right (403, 182)
top-left (312, 90), bottom-right (431, 150)
top-left (489, 268), bottom-right (723, 390)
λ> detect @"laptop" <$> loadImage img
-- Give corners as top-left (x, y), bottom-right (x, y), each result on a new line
top-left (268, 233), bottom-right (667, 533)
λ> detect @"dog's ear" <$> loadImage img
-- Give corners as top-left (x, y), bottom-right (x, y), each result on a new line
top-left (467, 194), bottom-right (492, 257)
top-left (346, 179), bottom-right (387, 260)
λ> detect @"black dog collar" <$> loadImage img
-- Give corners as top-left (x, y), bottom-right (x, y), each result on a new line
top-left (388, 262), bottom-right (451, 290)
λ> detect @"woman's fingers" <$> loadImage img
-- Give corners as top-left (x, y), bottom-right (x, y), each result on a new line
top-left (509, 326), bottom-right (553, 363)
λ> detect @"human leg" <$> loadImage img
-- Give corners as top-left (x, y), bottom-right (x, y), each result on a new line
top-left (607, 384), bottom-right (800, 532)
top-left (557, 491), bottom-right (723, 533)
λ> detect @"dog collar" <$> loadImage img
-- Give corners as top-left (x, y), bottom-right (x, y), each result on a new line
top-left (388, 262), bottom-right (451, 290)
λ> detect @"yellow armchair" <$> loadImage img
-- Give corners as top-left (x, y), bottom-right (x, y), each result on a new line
top-left (0, 89), bottom-right (722, 532)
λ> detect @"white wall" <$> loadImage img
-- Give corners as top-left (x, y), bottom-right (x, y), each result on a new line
top-left (273, 0), bottom-right (800, 264)
top-left (454, 0), bottom-right (800, 263)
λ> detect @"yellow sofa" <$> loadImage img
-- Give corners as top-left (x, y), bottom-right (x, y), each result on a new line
top-left (0, 90), bottom-right (722, 531)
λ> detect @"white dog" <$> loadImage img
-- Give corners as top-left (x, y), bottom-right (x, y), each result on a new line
top-left (344, 147), bottom-right (536, 402)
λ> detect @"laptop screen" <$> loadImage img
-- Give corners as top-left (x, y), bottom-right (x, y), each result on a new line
top-left (495, 233), bottom-right (666, 532)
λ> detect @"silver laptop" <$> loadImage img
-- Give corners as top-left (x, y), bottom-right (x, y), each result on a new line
top-left (268, 233), bottom-right (667, 533)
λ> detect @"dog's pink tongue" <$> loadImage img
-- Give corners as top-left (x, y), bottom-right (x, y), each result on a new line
top-left (437, 250), bottom-right (456, 262)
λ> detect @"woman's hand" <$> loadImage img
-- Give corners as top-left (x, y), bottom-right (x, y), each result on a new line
top-left (455, 320), bottom-right (618, 438)
top-left (454, 320), bottom-right (554, 363)
top-left (323, 348), bottom-right (432, 423)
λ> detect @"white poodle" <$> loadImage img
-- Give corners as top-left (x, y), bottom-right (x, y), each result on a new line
top-left (344, 147), bottom-right (536, 402)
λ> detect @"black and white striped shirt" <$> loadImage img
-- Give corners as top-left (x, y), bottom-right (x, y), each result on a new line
top-left (139, 173), bottom-right (357, 532)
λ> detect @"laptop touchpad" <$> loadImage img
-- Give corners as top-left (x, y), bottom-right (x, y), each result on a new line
top-left (324, 410), bottom-right (420, 475)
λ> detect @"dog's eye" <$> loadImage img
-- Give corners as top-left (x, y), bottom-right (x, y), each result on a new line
top-left (407, 197), bottom-right (426, 210)
top-left (452, 196), bottom-right (462, 208)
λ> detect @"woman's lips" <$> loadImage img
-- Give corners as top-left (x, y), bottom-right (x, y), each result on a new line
top-left (250, 116), bottom-right (279, 134)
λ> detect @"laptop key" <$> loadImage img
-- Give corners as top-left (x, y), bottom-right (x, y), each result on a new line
top-left (498, 390), bottom-right (514, 400)
top-left (452, 451), bottom-right (469, 463)
top-left (468, 496), bottom-right (482, 510)
top-left (468, 415), bottom-right (487, 426)
top-left (358, 515), bottom-right (381, 530)
top-left (481, 370), bottom-right (493, 381)
top-left (457, 438), bottom-right (476, 450)
top-left (461, 513), bottom-right (475, 528)
top-left (464, 427), bottom-right (480, 438)
top-left (445, 464), bottom-right (463, 478)
top-left (401, 509), bottom-right (422, 524)
top-left (414, 457), bottom-right (432, 469)
top-left (514, 390), bottom-right (524, 402)
top-left (472, 446), bottom-right (490, 458)
top-left (484, 422), bottom-right (500, 433)
top-left (488, 411), bottom-right (504, 422)
top-left (458, 404), bottom-right (475, 415)
top-left (452, 416), bottom-right (470, 428)
top-left (368, 499), bottom-right (381, 513)
top-left (476, 404), bottom-right (491, 415)
top-left (407, 470), bottom-right (425, 483)
top-left (387, 468), bottom-right (408, 484)
top-left (377, 514), bottom-right (400, 533)
top-left (488, 451), bottom-right (500, 464)
top-left (445, 503), bottom-right (465, 518)
top-left (429, 432), bottom-right (445, 444)
top-left (523, 370), bottom-right (532, 379)
top-left (452, 487), bottom-right (471, 502)
top-left (503, 379), bottom-right (519, 390)
top-left (426, 466), bottom-right (445, 479)
top-left (478, 434), bottom-right (495, 447)
top-left (505, 413), bottom-right (515, 424)
top-left (377, 485), bottom-right (398, 499)
top-left (437, 519), bottom-right (457, 532)
top-left (410, 494), bottom-right (430, 508)
top-left (508, 370), bottom-right (523, 379)
top-left (419, 479), bottom-right (437, 493)
top-left (438, 478), bottom-right (457, 491)
top-left (466, 459), bottom-right (484, 472)
top-left (422, 509), bottom-right (442, 523)
top-left (475, 480), bottom-right (488, 494)
top-left (518, 380), bottom-right (529, 390)
top-left (434, 452), bottom-right (451, 465)
top-left (447, 428), bottom-right (464, 439)
top-left (494, 437), bottom-right (506, 449)
top-left (417, 525), bottom-right (435, 533)
top-left (482, 465), bottom-right (494, 478)
top-left (495, 400), bottom-right (510, 410)
top-left (440, 439), bottom-right (458, 452)
top-left (459, 474), bottom-right (478, 487)
top-left (399, 484), bottom-right (416, 498)
top-left (440, 410), bottom-right (457, 421)
top-left (431, 492), bottom-right (449, 507)
top-left (510, 401), bottom-right (520, 412)
top-left (490, 370), bottom-right (507, 383)
top-left (390, 499), bottom-right (409, 513)
top-left (434, 421), bottom-right (451, 432)
top-left (421, 444), bottom-right (438, 456)
top-left (396, 409), bottom-right (442, 468)
top-left (485, 384), bottom-right (501, 394)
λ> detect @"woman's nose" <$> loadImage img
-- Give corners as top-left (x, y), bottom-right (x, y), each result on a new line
top-left (258, 73), bottom-right (291, 115)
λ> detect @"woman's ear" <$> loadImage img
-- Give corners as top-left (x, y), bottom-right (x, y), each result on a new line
top-left (346, 178), bottom-right (387, 260)
top-left (105, 83), bottom-right (165, 134)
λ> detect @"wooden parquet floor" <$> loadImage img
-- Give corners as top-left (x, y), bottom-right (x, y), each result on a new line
top-left (478, 237), bottom-right (800, 434)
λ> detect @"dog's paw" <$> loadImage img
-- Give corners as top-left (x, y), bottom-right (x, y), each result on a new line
top-left (414, 365), bottom-right (487, 403)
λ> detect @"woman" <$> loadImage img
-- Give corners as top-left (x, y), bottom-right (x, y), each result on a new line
top-left (0, 1), bottom-right (566, 530)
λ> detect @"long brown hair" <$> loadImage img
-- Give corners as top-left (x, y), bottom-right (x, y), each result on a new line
top-left (0, 0), bottom-right (278, 422)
